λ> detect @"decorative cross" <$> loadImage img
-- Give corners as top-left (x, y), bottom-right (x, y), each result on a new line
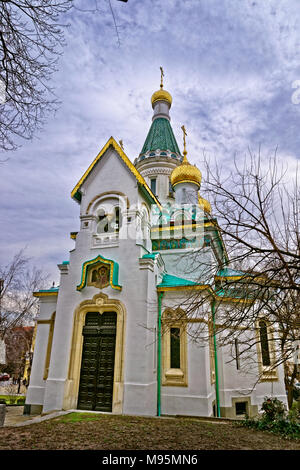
top-left (181, 125), bottom-right (187, 153)
top-left (160, 66), bottom-right (164, 89)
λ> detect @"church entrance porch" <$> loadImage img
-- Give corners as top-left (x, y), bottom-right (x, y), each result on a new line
top-left (77, 311), bottom-right (117, 412)
top-left (63, 293), bottom-right (125, 414)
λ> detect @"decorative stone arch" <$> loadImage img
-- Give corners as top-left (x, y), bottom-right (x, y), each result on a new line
top-left (87, 192), bottom-right (128, 236)
top-left (63, 293), bottom-right (126, 413)
top-left (86, 191), bottom-right (130, 215)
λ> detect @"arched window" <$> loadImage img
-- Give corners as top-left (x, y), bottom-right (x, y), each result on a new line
top-left (174, 209), bottom-right (185, 225)
top-left (98, 208), bottom-right (109, 233)
top-left (114, 206), bottom-right (121, 233)
top-left (97, 206), bottom-right (121, 234)
top-left (259, 320), bottom-right (271, 366)
top-left (170, 328), bottom-right (181, 369)
top-left (162, 309), bottom-right (188, 387)
top-left (141, 210), bottom-right (149, 246)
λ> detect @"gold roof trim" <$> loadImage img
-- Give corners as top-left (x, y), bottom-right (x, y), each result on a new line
top-left (71, 137), bottom-right (161, 208)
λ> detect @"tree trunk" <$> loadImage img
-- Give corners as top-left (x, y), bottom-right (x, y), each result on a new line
top-left (287, 385), bottom-right (294, 410)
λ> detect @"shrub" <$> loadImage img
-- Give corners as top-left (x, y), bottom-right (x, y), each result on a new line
top-left (261, 396), bottom-right (286, 422)
top-left (241, 396), bottom-right (300, 439)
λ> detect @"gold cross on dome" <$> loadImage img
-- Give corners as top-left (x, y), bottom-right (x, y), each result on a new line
top-left (181, 125), bottom-right (187, 153)
top-left (160, 66), bottom-right (164, 89)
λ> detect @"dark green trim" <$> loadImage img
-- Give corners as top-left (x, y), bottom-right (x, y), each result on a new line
top-left (138, 182), bottom-right (159, 207)
top-left (157, 291), bottom-right (164, 417)
top-left (35, 288), bottom-right (59, 293)
top-left (76, 254), bottom-right (122, 291)
top-left (74, 191), bottom-right (82, 203)
top-left (212, 300), bottom-right (221, 418)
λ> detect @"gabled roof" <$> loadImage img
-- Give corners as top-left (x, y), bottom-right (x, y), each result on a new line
top-left (71, 136), bottom-right (161, 207)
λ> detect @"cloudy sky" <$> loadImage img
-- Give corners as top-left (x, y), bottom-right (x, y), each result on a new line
top-left (1, 0), bottom-right (300, 284)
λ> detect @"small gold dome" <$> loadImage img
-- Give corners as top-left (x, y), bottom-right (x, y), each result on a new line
top-left (171, 153), bottom-right (202, 188)
top-left (151, 89), bottom-right (172, 107)
top-left (198, 194), bottom-right (211, 214)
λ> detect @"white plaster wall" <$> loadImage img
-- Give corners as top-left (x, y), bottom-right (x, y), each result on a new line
top-left (40, 147), bottom-right (160, 415)
top-left (160, 247), bottom-right (215, 284)
top-left (80, 148), bottom-right (138, 216)
top-left (160, 291), bottom-right (215, 416)
top-left (26, 297), bottom-right (57, 407)
top-left (215, 314), bottom-right (288, 414)
top-left (174, 182), bottom-right (199, 205)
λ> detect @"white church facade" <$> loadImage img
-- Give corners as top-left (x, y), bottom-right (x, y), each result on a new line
top-left (25, 77), bottom-right (288, 418)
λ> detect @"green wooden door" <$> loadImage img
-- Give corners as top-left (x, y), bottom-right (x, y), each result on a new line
top-left (77, 311), bottom-right (117, 412)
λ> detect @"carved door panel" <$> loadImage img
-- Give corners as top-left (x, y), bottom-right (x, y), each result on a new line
top-left (77, 311), bottom-right (117, 412)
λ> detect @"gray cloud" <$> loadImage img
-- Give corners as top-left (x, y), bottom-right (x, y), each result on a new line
top-left (0, 0), bottom-right (299, 282)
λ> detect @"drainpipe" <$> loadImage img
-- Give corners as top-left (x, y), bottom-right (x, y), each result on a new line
top-left (212, 299), bottom-right (221, 417)
top-left (157, 291), bottom-right (164, 417)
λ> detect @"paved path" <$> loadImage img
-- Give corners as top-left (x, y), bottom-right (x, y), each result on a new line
top-left (2, 406), bottom-right (71, 427)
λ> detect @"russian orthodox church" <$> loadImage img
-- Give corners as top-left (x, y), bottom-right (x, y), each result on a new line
top-left (26, 73), bottom-right (287, 418)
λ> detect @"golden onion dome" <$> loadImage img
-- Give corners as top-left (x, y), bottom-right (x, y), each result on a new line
top-left (170, 152), bottom-right (202, 188)
top-left (198, 194), bottom-right (211, 214)
top-left (151, 88), bottom-right (172, 107)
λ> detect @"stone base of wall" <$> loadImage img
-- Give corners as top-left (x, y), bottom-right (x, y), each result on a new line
top-left (220, 397), bottom-right (258, 420)
top-left (23, 404), bottom-right (43, 416)
top-left (0, 404), bottom-right (6, 427)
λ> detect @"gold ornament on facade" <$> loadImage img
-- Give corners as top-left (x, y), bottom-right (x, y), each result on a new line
top-left (170, 125), bottom-right (202, 188)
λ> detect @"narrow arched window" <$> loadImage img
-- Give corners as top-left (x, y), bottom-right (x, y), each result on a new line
top-left (114, 206), bottom-right (121, 233)
top-left (98, 208), bottom-right (109, 233)
top-left (170, 328), bottom-right (181, 369)
top-left (259, 320), bottom-right (270, 366)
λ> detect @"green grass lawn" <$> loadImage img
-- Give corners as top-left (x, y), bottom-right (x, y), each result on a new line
top-left (0, 395), bottom-right (25, 405)
top-left (0, 412), bottom-right (300, 450)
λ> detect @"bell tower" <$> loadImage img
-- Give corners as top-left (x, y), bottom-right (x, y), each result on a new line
top-left (134, 68), bottom-right (182, 204)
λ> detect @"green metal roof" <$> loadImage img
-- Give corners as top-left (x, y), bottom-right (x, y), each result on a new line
top-left (216, 268), bottom-right (247, 278)
top-left (142, 253), bottom-right (159, 260)
top-left (37, 288), bottom-right (59, 293)
top-left (140, 118), bottom-right (181, 155)
top-left (215, 287), bottom-right (255, 301)
top-left (157, 273), bottom-right (198, 288)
